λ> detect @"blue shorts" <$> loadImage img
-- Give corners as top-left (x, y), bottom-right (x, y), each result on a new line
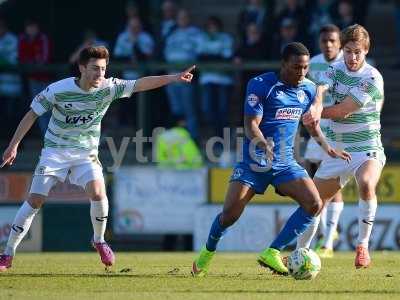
top-left (230, 162), bottom-right (309, 194)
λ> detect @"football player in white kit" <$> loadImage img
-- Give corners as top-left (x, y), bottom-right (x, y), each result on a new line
top-left (0, 46), bottom-right (195, 271)
top-left (301, 24), bottom-right (344, 258)
top-left (301, 24), bottom-right (385, 269)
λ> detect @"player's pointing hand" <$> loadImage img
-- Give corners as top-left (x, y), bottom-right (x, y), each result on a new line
top-left (176, 65), bottom-right (196, 83)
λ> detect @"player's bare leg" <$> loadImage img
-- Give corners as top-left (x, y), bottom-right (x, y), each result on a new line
top-left (354, 160), bottom-right (383, 269)
top-left (276, 177), bottom-right (323, 216)
top-left (219, 182), bottom-right (256, 227)
top-left (192, 182), bottom-right (255, 276)
top-left (0, 193), bottom-right (45, 272)
top-left (85, 179), bottom-right (115, 269)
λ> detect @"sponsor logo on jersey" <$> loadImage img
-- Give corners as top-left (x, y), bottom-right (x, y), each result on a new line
top-left (297, 90), bottom-right (306, 103)
top-left (12, 224), bottom-right (24, 233)
top-left (65, 114), bottom-right (94, 124)
top-left (275, 108), bottom-right (302, 120)
top-left (247, 93), bottom-right (259, 107)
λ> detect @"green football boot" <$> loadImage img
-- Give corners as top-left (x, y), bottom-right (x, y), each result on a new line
top-left (258, 248), bottom-right (289, 275)
top-left (192, 246), bottom-right (215, 277)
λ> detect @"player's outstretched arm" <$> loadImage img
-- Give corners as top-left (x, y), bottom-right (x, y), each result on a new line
top-left (304, 121), bottom-right (351, 162)
top-left (321, 96), bottom-right (360, 119)
top-left (133, 65), bottom-right (196, 93)
top-left (1, 109), bottom-right (38, 167)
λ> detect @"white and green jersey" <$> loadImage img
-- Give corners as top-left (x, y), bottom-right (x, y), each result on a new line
top-left (309, 51), bottom-right (343, 106)
top-left (30, 77), bottom-right (136, 153)
top-left (325, 61), bottom-right (384, 153)
top-left (308, 51), bottom-right (343, 129)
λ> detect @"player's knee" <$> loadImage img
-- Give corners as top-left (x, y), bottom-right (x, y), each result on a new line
top-left (28, 194), bottom-right (46, 209)
top-left (304, 198), bottom-right (323, 216)
top-left (358, 180), bottom-right (376, 199)
top-left (91, 192), bottom-right (107, 202)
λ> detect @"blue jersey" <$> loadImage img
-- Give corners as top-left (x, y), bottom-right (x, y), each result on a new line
top-left (243, 72), bottom-right (316, 169)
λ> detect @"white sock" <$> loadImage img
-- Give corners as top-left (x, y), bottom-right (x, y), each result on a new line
top-left (4, 201), bottom-right (39, 256)
top-left (323, 201), bottom-right (344, 249)
top-left (319, 206), bottom-right (327, 239)
top-left (357, 198), bottom-right (377, 248)
top-left (296, 215), bottom-right (320, 249)
top-left (90, 198), bottom-right (109, 243)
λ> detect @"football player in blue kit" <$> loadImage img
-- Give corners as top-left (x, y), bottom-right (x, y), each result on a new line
top-left (192, 42), bottom-right (351, 276)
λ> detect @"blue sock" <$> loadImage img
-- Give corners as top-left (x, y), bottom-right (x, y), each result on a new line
top-left (206, 213), bottom-right (227, 251)
top-left (270, 207), bottom-right (315, 251)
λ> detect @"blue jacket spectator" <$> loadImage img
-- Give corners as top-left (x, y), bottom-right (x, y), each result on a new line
top-left (197, 16), bottom-right (233, 138)
top-left (237, 0), bottom-right (275, 44)
top-left (164, 9), bottom-right (201, 139)
top-left (0, 18), bottom-right (21, 99)
top-left (160, 0), bottom-right (178, 40)
top-left (114, 16), bottom-right (155, 79)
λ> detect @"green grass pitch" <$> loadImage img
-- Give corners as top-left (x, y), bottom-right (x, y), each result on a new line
top-left (0, 252), bottom-right (399, 299)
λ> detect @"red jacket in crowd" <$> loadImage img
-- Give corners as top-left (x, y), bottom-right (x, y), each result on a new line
top-left (18, 32), bottom-right (52, 81)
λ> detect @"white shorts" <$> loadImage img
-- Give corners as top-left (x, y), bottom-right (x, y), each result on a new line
top-left (315, 150), bottom-right (386, 187)
top-left (29, 148), bottom-right (104, 196)
top-left (304, 138), bottom-right (330, 163)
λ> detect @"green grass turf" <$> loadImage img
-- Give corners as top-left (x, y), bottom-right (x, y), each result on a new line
top-left (0, 251), bottom-right (399, 300)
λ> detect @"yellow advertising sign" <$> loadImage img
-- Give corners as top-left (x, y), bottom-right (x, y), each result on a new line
top-left (209, 165), bottom-right (400, 203)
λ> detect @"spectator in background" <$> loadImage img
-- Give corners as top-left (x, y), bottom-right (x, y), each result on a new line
top-left (305, 0), bottom-right (334, 53)
top-left (164, 9), bottom-right (200, 139)
top-left (237, 0), bottom-right (275, 43)
top-left (114, 16), bottom-right (155, 80)
top-left (276, 0), bottom-right (306, 41)
top-left (271, 18), bottom-right (300, 58)
top-left (113, 17), bottom-right (154, 128)
top-left (334, 0), bottom-right (355, 29)
top-left (125, 0), bottom-right (140, 19)
top-left (18, 19), bottom-right (52, 135)
top-left (0, 18), bottom-right (21, 125)
top-left (160, 0), bottom-right (178, 41)
top-left (69, 29), bottom-right (108, 74)
top-left (156, 0), bottom-right (178, 59)
top-left (118, 0), bottom-right (140, 32)
top-left (198, 16), bottom-right (233, 139)
top-left (234, 23), bottom-right (269, 83)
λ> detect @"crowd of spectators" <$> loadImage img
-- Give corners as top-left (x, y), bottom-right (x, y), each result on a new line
top-left (0, 0), bottom-right (370, 142)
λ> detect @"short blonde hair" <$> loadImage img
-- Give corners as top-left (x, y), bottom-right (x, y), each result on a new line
top-left (341, 24), bottom-right (370, 50)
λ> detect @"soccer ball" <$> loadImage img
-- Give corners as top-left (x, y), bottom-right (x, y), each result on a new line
top-left (287, 248), bottom-right (321, 280)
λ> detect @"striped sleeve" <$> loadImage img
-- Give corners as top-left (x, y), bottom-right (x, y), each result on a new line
top-left (110, 78), bottom-right (137, 100)
top-left (30, 86), bottom-right (55, 116)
